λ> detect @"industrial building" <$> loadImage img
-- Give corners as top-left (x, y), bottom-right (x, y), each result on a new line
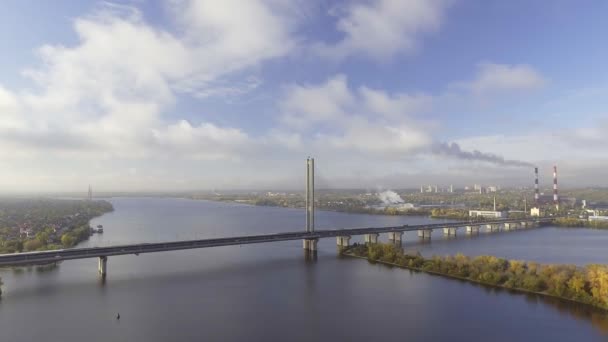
top-left (530, 207), bottom-right (541, 217)
top-left (589, 215), bottom-right (608, 222)
top-left (469, 210), bottom-right (507, 219)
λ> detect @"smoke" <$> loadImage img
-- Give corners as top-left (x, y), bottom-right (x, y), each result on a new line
top-left (432, 142), bottom-right (534, 167)
top-left (378, 190), bottom-right (404, 204)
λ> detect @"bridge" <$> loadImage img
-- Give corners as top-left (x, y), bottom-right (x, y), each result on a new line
top-left (0, 158), bottom-right (555, 280)
top-left (0, 217), bottom-right (553, 272)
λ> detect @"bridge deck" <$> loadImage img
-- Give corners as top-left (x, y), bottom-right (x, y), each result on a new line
top-left (0, 218), bottom-right (552, 267)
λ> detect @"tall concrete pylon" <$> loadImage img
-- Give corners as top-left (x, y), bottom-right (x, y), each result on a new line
top-left (304, 157), bottom-right (317, 252)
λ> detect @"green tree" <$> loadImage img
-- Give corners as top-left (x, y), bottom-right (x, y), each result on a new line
top-left (24, 239), bottom-right (43, 251)
top-left (61, 234), bottom-right (75, 247)
top-left (36, 231), bottom-right (49, 245)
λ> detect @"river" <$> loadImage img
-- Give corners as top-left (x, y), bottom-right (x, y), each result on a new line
top-left (1, 197), bottom-right (607, 341)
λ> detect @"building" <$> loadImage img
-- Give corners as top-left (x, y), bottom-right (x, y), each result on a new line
top-left (469, 210), bottom-right (507, 219)
top-left (530, 207), bottom-right (541, 217)
top-left (589, 215), bottom-right (608, 222)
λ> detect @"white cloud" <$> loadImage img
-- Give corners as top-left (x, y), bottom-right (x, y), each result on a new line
top-left (151, 120), bottom-right (251, 160)
top-left (314, 0), bottom-right (451, 61)
top-left (452, 62), bottom-right (546, 95)
top-left (279, 75), bottom-right (433, 156)
top-left (0, 1), bottom-right (298, 162)
top-left (280, 74), bottom-right (353, 128)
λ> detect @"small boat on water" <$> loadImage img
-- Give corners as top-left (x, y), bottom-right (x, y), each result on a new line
top-left (97, 228), bottom-right (104, 233)
top-left (97, 224), bottom-right (103, 228)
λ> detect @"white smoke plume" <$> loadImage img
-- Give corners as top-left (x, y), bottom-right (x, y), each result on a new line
top-left (378, 190), bottom-right (404, 205)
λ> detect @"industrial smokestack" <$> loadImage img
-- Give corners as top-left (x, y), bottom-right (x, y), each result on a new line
top-left (534, 167), bottom-right (539, 204)
top-left (553, 165), bottom-right (559, 210)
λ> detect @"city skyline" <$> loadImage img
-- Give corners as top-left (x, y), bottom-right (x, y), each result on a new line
top-left (0, 1), bottom-right (607, 191)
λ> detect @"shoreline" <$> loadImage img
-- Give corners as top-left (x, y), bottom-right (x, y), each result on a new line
top-left (342, 249), bottom-right (608, 313)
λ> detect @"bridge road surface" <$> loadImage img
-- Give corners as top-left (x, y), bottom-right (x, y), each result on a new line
top-left (0, 218), bottom-right (552, 267)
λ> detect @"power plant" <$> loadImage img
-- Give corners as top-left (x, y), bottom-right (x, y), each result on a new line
top-left (531, 165), bottom-right (561, 212)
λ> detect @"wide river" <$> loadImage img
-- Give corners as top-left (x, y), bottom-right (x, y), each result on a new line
top-left (1, 198), bottom-right (608, 341)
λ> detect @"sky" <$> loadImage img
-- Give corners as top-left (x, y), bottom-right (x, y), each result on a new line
top-left (0, 0), bottom-right (607, 192)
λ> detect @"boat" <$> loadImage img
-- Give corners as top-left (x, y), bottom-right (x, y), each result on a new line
top-left (97, 224), bottom-right (103, 228)
top-left (97, 228), bottom-right (104, 233)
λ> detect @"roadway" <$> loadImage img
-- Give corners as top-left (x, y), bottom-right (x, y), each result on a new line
top-left (0, 217), bottom-right (553, 267)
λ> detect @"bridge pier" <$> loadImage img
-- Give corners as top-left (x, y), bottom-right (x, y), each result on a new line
top-left (466, 225), bottom-right (480, 234)
top-left (387, 231), bottom-right (403, 242)
top-left (336, 236), bottom-right (351, 247)
top-left (418, 230), bottom-right (432, 239)
top-left (98, 256), bottom-right (107, 277)
top-left (364, 233), bottom-right (379, 244)
top-left (443, 227), bottom-right (457, 236)
top-left (486, 224), bottom-right (500, 232)
top-left (520, 221), bottom-right (528, 228)
top-left (303, 239), bottom-right (318, 251)
top-left (504, 223), bottom-right (517, 231)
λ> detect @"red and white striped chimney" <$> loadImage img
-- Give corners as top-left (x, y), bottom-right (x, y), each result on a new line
top-left (534, 167), bottom-right (539, 204)
top-left (553, 165), bottom-right (559, 210)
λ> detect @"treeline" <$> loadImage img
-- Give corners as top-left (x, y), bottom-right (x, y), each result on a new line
top-left (348, 243), bottom-right (608, 311)
top-left (554, 217), bottom-right (608, 229)
top-left (430, 208), bottom-right (469, 219)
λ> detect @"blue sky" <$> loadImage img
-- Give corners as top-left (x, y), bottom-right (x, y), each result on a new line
top-left (0, 0), bottom-right (606, 191)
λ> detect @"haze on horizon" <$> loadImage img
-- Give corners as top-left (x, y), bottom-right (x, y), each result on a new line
top-left (0, 0), bottom-right (607, 192)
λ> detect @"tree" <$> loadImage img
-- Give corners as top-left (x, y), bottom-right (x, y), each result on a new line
top-left (36, 231), bottom-right (49, 245)
top-left (61, 234), bottom-right (75, 247)
top-left (24, 239), bottom-right (43, 251)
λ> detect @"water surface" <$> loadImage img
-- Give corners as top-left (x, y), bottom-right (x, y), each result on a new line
top-left (1, 198), bottom-right (607, 341)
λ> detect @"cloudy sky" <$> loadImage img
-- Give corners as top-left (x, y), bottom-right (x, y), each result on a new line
top-left (0, 0), bottom-right (607, 192)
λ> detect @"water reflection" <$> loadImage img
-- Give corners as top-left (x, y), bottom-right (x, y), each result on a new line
top-left (374, 262), bottom-right (608, 335)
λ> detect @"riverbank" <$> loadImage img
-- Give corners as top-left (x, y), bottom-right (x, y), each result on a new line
top-left (554, 217), bottom-right (608, 229)
top-left (343, 243), bottom-right (608, 312)
top-left (0, 199), bottom-right (113, 254)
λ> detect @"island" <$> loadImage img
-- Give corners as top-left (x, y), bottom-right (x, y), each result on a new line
top-left (344, 243), bottom-right (608, 311)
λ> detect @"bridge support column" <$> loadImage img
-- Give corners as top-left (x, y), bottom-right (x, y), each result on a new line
top-left (504, 223), bottom-right (517, 231)
top-left (443, 227), bottom-right (457, 236)
top-left (529, 221), bottom-right (539, 228)
top-left (417, 230), bottom-right (432, 239)
top-left (98, 256), bottom-right (107, 277)
top-left (387, 232), bottom-right (403, 242)
top-left (364, 233), bottom-right (379, 244)
top-left (336, 236), bottom-right (351, 247)
top-left (520, 221), bottom-right (528, 228)
top-left (486, 224), bottom-right (500, 232)
top-left (466, 225), bottom-right (479, 234)
top-left (303, 239), bottom-right (318, 251)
